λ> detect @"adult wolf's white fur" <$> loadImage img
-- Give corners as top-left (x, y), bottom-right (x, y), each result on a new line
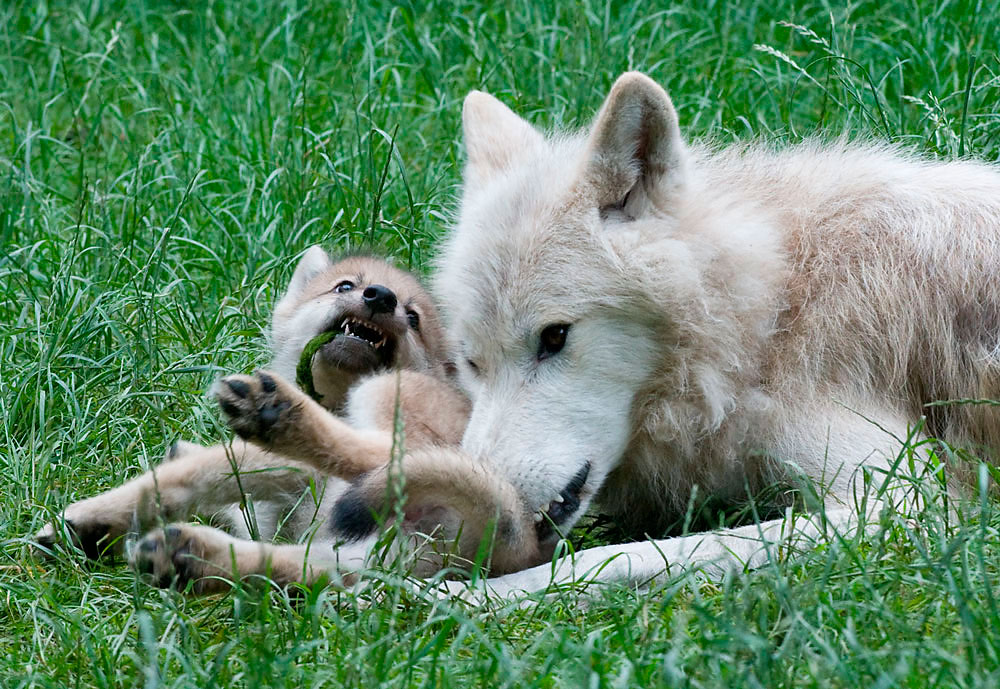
top-left (435, 72), bottom-right (1000, 597)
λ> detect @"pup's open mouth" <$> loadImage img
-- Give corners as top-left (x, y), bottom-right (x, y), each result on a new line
top-left (316, 316), bottom-right (397, 373)
top-left (340, 317), bottom-right (392, 355)
top-left (533, 462), bottom-right (591, 541)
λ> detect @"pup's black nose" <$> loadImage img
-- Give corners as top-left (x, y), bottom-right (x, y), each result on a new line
top-left (362, 284), bottom-right (397, 314)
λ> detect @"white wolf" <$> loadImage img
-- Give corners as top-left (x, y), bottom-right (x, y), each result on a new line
top-left (427, 71), bottom-right (1000, 597)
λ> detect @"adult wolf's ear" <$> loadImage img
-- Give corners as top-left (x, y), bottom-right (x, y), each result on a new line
top-left (462, 91), bottom-right (545, 190)
top-left (585, 72), bottom-right (687, 214)
top-left (284, 245), bottom-right (333, 297)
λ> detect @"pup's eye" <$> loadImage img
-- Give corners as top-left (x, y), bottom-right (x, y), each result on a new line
top-left (538, 324), bottom-right (570, 360)
top-left (466, 359), bottom-right (481, 375)
top-left (406, 310), bottom-right (420, 330)
top-left (334, 280), bottom-right (355, 293)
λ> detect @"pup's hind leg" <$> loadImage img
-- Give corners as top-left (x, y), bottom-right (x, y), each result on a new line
top-left (36, 441), bottom-right (323, 558)
top-left (129, 523), bottom-right (366, 594)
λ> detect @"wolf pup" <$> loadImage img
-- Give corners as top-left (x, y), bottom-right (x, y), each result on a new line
top-left (414, 71), bottom-right (1000, 598)
top-left (36, 250), bottom-right (543, 593)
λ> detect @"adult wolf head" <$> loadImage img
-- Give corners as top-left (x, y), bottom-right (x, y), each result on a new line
top-left (436, 72), bottom-right (783, 542)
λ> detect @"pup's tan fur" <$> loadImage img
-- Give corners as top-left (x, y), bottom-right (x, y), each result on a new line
top-left (36, 252), bottom-right (542, 592)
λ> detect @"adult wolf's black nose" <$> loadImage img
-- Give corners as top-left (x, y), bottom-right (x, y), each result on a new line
top-left (362, 284), bottom-right (397, 314)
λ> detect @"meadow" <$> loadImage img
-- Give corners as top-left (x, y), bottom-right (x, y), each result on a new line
top-left (2, 0), bottom-right (1000, 686)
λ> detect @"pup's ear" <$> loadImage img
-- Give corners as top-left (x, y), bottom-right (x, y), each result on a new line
top-left (284, 245), bottom-right (333, 297)
top-left (584, 72), bottom-right (687, 214)
top-left (462, 91), bottom-right (545, 189)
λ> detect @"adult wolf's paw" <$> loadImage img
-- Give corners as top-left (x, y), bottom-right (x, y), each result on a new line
top-left (130, 524), bottom-right (236, 594)
top-left (213, 370), bottom-right (304, 445)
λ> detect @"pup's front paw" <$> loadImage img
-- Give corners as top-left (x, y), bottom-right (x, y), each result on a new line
top-left (129, 524), bottom-right (235, 594)
top-left (214, 370), bottom-right (303, 445)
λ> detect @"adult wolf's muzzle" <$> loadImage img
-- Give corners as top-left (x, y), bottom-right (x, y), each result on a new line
top-left (533, 462), bottom-right (591, 541)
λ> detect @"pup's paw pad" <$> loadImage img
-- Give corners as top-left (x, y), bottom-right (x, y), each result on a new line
top-left (213, 371), bottom-right (298, 443)
top-left (129, 525), bottom-right (225, 593)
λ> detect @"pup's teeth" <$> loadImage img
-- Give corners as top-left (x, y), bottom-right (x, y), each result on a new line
top-left (533, 512), bottom-right (544, 523)
top-left (553, 494), bottom-right (565, 503)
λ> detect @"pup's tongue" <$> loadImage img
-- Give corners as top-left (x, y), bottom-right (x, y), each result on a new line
top-left (314, 335), bottom-right (381, 374)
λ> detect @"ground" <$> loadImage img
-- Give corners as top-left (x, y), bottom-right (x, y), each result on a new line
top-left (2, 1), bottom-right (1000, 687)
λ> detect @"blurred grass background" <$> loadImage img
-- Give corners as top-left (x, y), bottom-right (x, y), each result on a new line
top-left (2, 1), bottom-right (999, 687)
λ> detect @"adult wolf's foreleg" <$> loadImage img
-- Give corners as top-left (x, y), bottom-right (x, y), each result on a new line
top-left (445, 506), bottom-right (862, 601)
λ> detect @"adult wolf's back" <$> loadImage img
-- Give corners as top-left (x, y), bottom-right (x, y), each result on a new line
top-left (435, 71), bottom-right (1000, 586)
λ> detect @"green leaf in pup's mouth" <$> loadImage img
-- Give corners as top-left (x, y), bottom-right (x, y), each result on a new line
top-left (296, 330), bottom-right (341, 401)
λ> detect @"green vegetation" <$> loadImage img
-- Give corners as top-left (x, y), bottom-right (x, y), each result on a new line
top-left (2, 1), bottom-right (999, 686)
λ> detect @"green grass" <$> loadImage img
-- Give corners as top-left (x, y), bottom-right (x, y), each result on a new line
top-left (3, 0), bottom-right (1000, 686)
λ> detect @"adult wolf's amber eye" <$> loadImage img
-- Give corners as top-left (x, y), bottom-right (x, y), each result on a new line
top-left (538, 324), bottom-right (570, 360)
top-left (334, 280), bottom-right (355, 293)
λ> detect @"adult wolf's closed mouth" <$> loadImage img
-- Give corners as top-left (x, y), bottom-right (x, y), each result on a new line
top-left (534, 462), bottom-right (591, 541)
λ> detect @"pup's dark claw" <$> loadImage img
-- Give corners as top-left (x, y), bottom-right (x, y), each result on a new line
top-left (258, 372), bottom-right (277, 393)
top-left (224, 378), bottom-right (251, 398)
